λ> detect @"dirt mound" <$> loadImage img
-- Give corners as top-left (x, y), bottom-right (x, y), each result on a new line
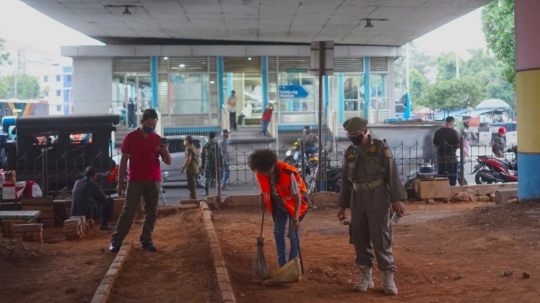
top-left (0, 239), bottom-right (40, 264)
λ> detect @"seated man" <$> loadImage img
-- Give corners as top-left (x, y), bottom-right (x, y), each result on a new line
top-left (71, 166), bottom-right (114, 230)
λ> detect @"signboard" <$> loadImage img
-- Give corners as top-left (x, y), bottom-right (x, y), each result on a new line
top-left (286, 68), bottom-right (307, 73)
top-left (278, 85), bottom-right (309, 99)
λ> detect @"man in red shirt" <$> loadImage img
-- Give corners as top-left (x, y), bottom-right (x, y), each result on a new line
top-left (258, 104), bottom-right (273, 137)
top-left (110, 109), bottom-right (171, 252)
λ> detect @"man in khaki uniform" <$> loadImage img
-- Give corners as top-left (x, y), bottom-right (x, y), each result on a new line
top-left (181, 135), bottom-right (200, 199)
top-left (337, 117), bottom-right (406, 295)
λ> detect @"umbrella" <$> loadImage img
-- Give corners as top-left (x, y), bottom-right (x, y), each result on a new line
top-left (404, 92), bottom-right (411, 120)
top-left (414, 107), bottom-right (432, 118)
top-left (475, 99), bottom-right (510, 110)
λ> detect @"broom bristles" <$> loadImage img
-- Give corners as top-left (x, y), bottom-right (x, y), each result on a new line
top-left (254, 244), bottom-right (271, 280)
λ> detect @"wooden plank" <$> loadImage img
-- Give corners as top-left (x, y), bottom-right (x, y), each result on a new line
top-left (13, 223), bottom-right (43, 232)
top-left (21, 197), bottom-right (54, 206)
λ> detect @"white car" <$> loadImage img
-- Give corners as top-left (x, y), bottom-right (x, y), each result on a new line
top-left (162, 135), bottom-right (208, 187)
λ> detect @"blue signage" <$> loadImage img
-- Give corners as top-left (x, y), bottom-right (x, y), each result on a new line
top-left (278, 85), bottom-right (308, 99)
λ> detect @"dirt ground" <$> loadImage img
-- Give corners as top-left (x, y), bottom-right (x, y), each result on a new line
top-left (213, 201), bottom-right (540, 303)
top-left (108, 208), bottom-right (221, 303)
top-left (3, 201), bottom-right (540, 303)
top-left (0, 224), bottom-right (130, 303)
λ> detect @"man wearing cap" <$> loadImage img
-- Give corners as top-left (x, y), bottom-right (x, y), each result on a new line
top-left (337, 116), bottom-right (406, 296)
top-left (492, 127), bottom-right (507, 158)
top-left (219, 129), bottom-right (231, 190)
top-left (181, 135), bottom-right (199, 199)
top-left (201, 131), bottom-right (220, 196)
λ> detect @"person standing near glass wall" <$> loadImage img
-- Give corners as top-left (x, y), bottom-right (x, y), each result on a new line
top-left (227, 90), bottom-right (238, 131)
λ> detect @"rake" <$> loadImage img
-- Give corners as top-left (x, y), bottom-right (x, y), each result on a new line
top-left (253, 210), bottom-right (271, 280)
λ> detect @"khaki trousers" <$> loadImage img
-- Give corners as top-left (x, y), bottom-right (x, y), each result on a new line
top-left (186, 172), bottom-right (198, 199)
top-left (111, 181), bottom-right (161, 244)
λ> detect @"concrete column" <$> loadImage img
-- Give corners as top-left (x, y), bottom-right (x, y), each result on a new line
top-left (217, 57), bottom-right (224, 125)
top-left (262, 56), bottom-right (268, 110)
top-left (72, 57), bottom-right (113, 114)
top-left (388, 57), bottom-right (396, 118)
top-left (363, 57), bottom-right (371, 121)
top-left (515, 1), bottom-right (540, 201)
top-left (151, 57), bottom-right (158, 109)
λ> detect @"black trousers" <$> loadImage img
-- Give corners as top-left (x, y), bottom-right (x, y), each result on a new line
top-left (101, 197), bottom-right (114, 225)
top-left (229, 112), bottom-right (237, 130)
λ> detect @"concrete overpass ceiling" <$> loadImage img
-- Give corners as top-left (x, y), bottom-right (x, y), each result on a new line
top-left (22, 0), bottom-right (492, 46)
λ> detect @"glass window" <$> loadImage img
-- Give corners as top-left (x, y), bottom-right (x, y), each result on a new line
top-left (56, 75), bottom-right (61, 82)
top-left (370, 73), bottom-right (388, 111)
top-left (56, 105), bottom-right (61, 111)
top-left (43, 76), bottom-right (48, 82)
top-left (137, 74), bottom-right (152, 110)
top-left (277, 72), bottom-right (316, 112)
top-left (223, 72), bottom-right (262, 117)
top-left (56, 90), bottom-right (61, 97)
top-left (169, 73), bottom-right (209, 114)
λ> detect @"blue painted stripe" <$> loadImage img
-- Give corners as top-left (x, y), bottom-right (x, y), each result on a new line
top-left (324, 75), bottom-right (329, 114)
top-left (151, 57), bottom-right (158, 109)
top-left (164, 126), bottom-right (220, 135)
top-left (518, 153), bottom-right (540, 200)
top-left (262, 56), bottom-right (268, 109)
top-left (217, 57), bottom-right (224, 124)
top-left (338, 74), bottom-right (344, 123)
top-left (364, 57), bottom-right (370, 120)
top-left (277, 124), bottom-right (326, 131)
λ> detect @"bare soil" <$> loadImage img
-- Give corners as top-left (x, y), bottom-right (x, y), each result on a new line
top-left (3, 201), bottom-right (540, 303)
top-left (213, 201), bottom-right (540, 303)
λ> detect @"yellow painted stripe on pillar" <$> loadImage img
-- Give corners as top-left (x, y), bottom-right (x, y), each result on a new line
top-left (516, 68), bottom-right (540, 153)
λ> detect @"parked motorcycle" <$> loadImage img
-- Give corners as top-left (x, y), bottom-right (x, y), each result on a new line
top-left (473, 146), bottom-right (518, 184)
top-left (284, 140), bottom-right (318, 175)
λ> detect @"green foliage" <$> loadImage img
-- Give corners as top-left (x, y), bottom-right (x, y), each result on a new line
top-left (417, 77), bottom-right (485, 111)
top-left (436, 52), bottom-right (465, 82)
top-left (0, 37), bottom-right (11, 73)
top-left (481, 0), bottom-right (515, 84)
top-left (409, 68), bottom-right (426, 101)
top-left (0, 73), bottom-right (42, 99)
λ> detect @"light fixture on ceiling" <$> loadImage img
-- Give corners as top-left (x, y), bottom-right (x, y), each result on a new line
top-left (104, 4), bottom-right (141, 16)
top-left (210, 80), bottom-right (215, 84)
top-left (247, 57), bottom-right (252, 61)
top-left (163, 57), bottom-right (168, 60)
top-left (122, 6), bottom-right (131, 15)
top-left (179, 64), bottom-right (186, 68)
top-left (361, 18), bottom-right (388, 28)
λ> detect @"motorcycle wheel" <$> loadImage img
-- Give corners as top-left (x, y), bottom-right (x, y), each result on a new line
top-left (475, 169), bottom-right (494, 185)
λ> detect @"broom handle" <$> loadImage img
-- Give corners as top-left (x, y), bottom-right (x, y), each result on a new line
top-left (295, 228), bottom-right (304, 275)
top-left (259, 210), bottom-right (265, 237)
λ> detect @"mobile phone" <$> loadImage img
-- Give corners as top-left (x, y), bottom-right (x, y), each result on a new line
top-left (160, 137), bottom-right (167, 146)
top-left (391, 211), bottom-right (399, 223)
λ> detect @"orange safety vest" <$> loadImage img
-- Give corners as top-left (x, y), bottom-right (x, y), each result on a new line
top-left (256, 161), bottom-right (309, 218)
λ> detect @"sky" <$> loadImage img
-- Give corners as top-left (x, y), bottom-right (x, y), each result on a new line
top-left (0, 0), bottom-right (487, 58)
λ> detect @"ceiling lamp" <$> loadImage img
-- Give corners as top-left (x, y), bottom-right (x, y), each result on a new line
top-left (122, 6), bottom-right (132, 15)
top-left (248, 57), bottom-right (252, 61)
top-left (362, 18), bottom-right (388, 28)
top-left (179, 64), bottom-right (186, 68)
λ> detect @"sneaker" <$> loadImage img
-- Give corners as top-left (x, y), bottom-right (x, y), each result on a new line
top-left (141, 242), bottom-right (158, 252)
top-left (222, 187), bottom-right (230, 191)
top-left (109, 240), bottom-right (122, 253)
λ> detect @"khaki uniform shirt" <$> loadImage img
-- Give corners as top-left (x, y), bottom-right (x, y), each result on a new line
top-left (227, 96), bottom-right (237, 113)
top-left (185, 144), bottom-right (200, 175)
top-left (338, 136), bottom-right (405, 213)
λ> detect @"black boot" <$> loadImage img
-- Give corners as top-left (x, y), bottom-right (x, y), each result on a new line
top-left (203, 188), bottom-right (209, 196)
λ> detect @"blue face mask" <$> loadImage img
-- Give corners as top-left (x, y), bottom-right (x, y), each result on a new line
top-left (142, 125), bottom-right (155, 134)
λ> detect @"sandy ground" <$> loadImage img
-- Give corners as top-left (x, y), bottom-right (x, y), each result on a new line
top-left (3, 201), bottom-right (540, 303)
top-left (213, 202), bottom-right (540, 303)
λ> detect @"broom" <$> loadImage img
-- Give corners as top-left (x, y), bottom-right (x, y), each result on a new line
top-left (253, 209), bottom-right (271, 280)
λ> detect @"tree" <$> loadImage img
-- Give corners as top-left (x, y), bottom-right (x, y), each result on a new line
top-left (417, 77), bottom-right (485, 111)
top-left (435, 52), bottom-right (465, 82)
top-left (0, 73), bottom-right (42, 99)
top-left (409, 68), bottom-right (427, 101)
top-left (481, 0), bottom-right (515, 85)
top-left (0, 37), bottom-right (11, 72)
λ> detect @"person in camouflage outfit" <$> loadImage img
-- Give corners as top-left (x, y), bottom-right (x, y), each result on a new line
top-left (201, 131), bottom-right (221, 196)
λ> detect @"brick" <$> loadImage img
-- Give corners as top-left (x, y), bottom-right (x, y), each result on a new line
top-left (117, 250), bottom-right (127, 257)
top-left (221, 290), bottom-right (235, 302)
top-left (215, 267), bottom-right (228, 275)
top-left (214, 260), bottom-right (226, 268)
top-left (217, 273), bottom-right (231, 284)
top-left (96, 284), bottom-right (110, 295)
top-left (218, 281), bottom-right (231, 291)
top-left (110, 261), bottom-right (122, 269)
top-left (90, 294), bottom-right (105, 303)
top-left (114, 256), bottom-right (124, 263)
top-left (105, 268), bottom-right (118, 277)
top-left (102, 275), bottom-right (114, 285)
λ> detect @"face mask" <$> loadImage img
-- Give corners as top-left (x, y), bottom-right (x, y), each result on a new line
top-left (142, 125), bottom-right (155, 134)
top-left (349, 134), bottom-right (364, 145)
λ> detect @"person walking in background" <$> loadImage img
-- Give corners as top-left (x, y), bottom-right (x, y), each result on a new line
top-left (110, 109), bottom-right (172, 253)
top-left (492, 127), bottom-right (507, 158)
top-left (433, 116), bottom-right (461, 186)
top-left (181, 135), bottom-right (199, 199)
top-left (337, 117), bottom-right (405, 295)
top-left (460, 121), bottom-right (477, 161)
top-left (71, 166), bottom-right (114, 230)
top-left (201, 131), bottom-right (220, 196)
top-left (127, 97), bottom-right (137, 129)
top-left (227, 90), bottom-right (237, 131)
top-left (248, 149), bottom-right (310, 268)
top-left (219, 129), bottom-right (231, 191)
top-left (258, 103), bottom-right (273, 137)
